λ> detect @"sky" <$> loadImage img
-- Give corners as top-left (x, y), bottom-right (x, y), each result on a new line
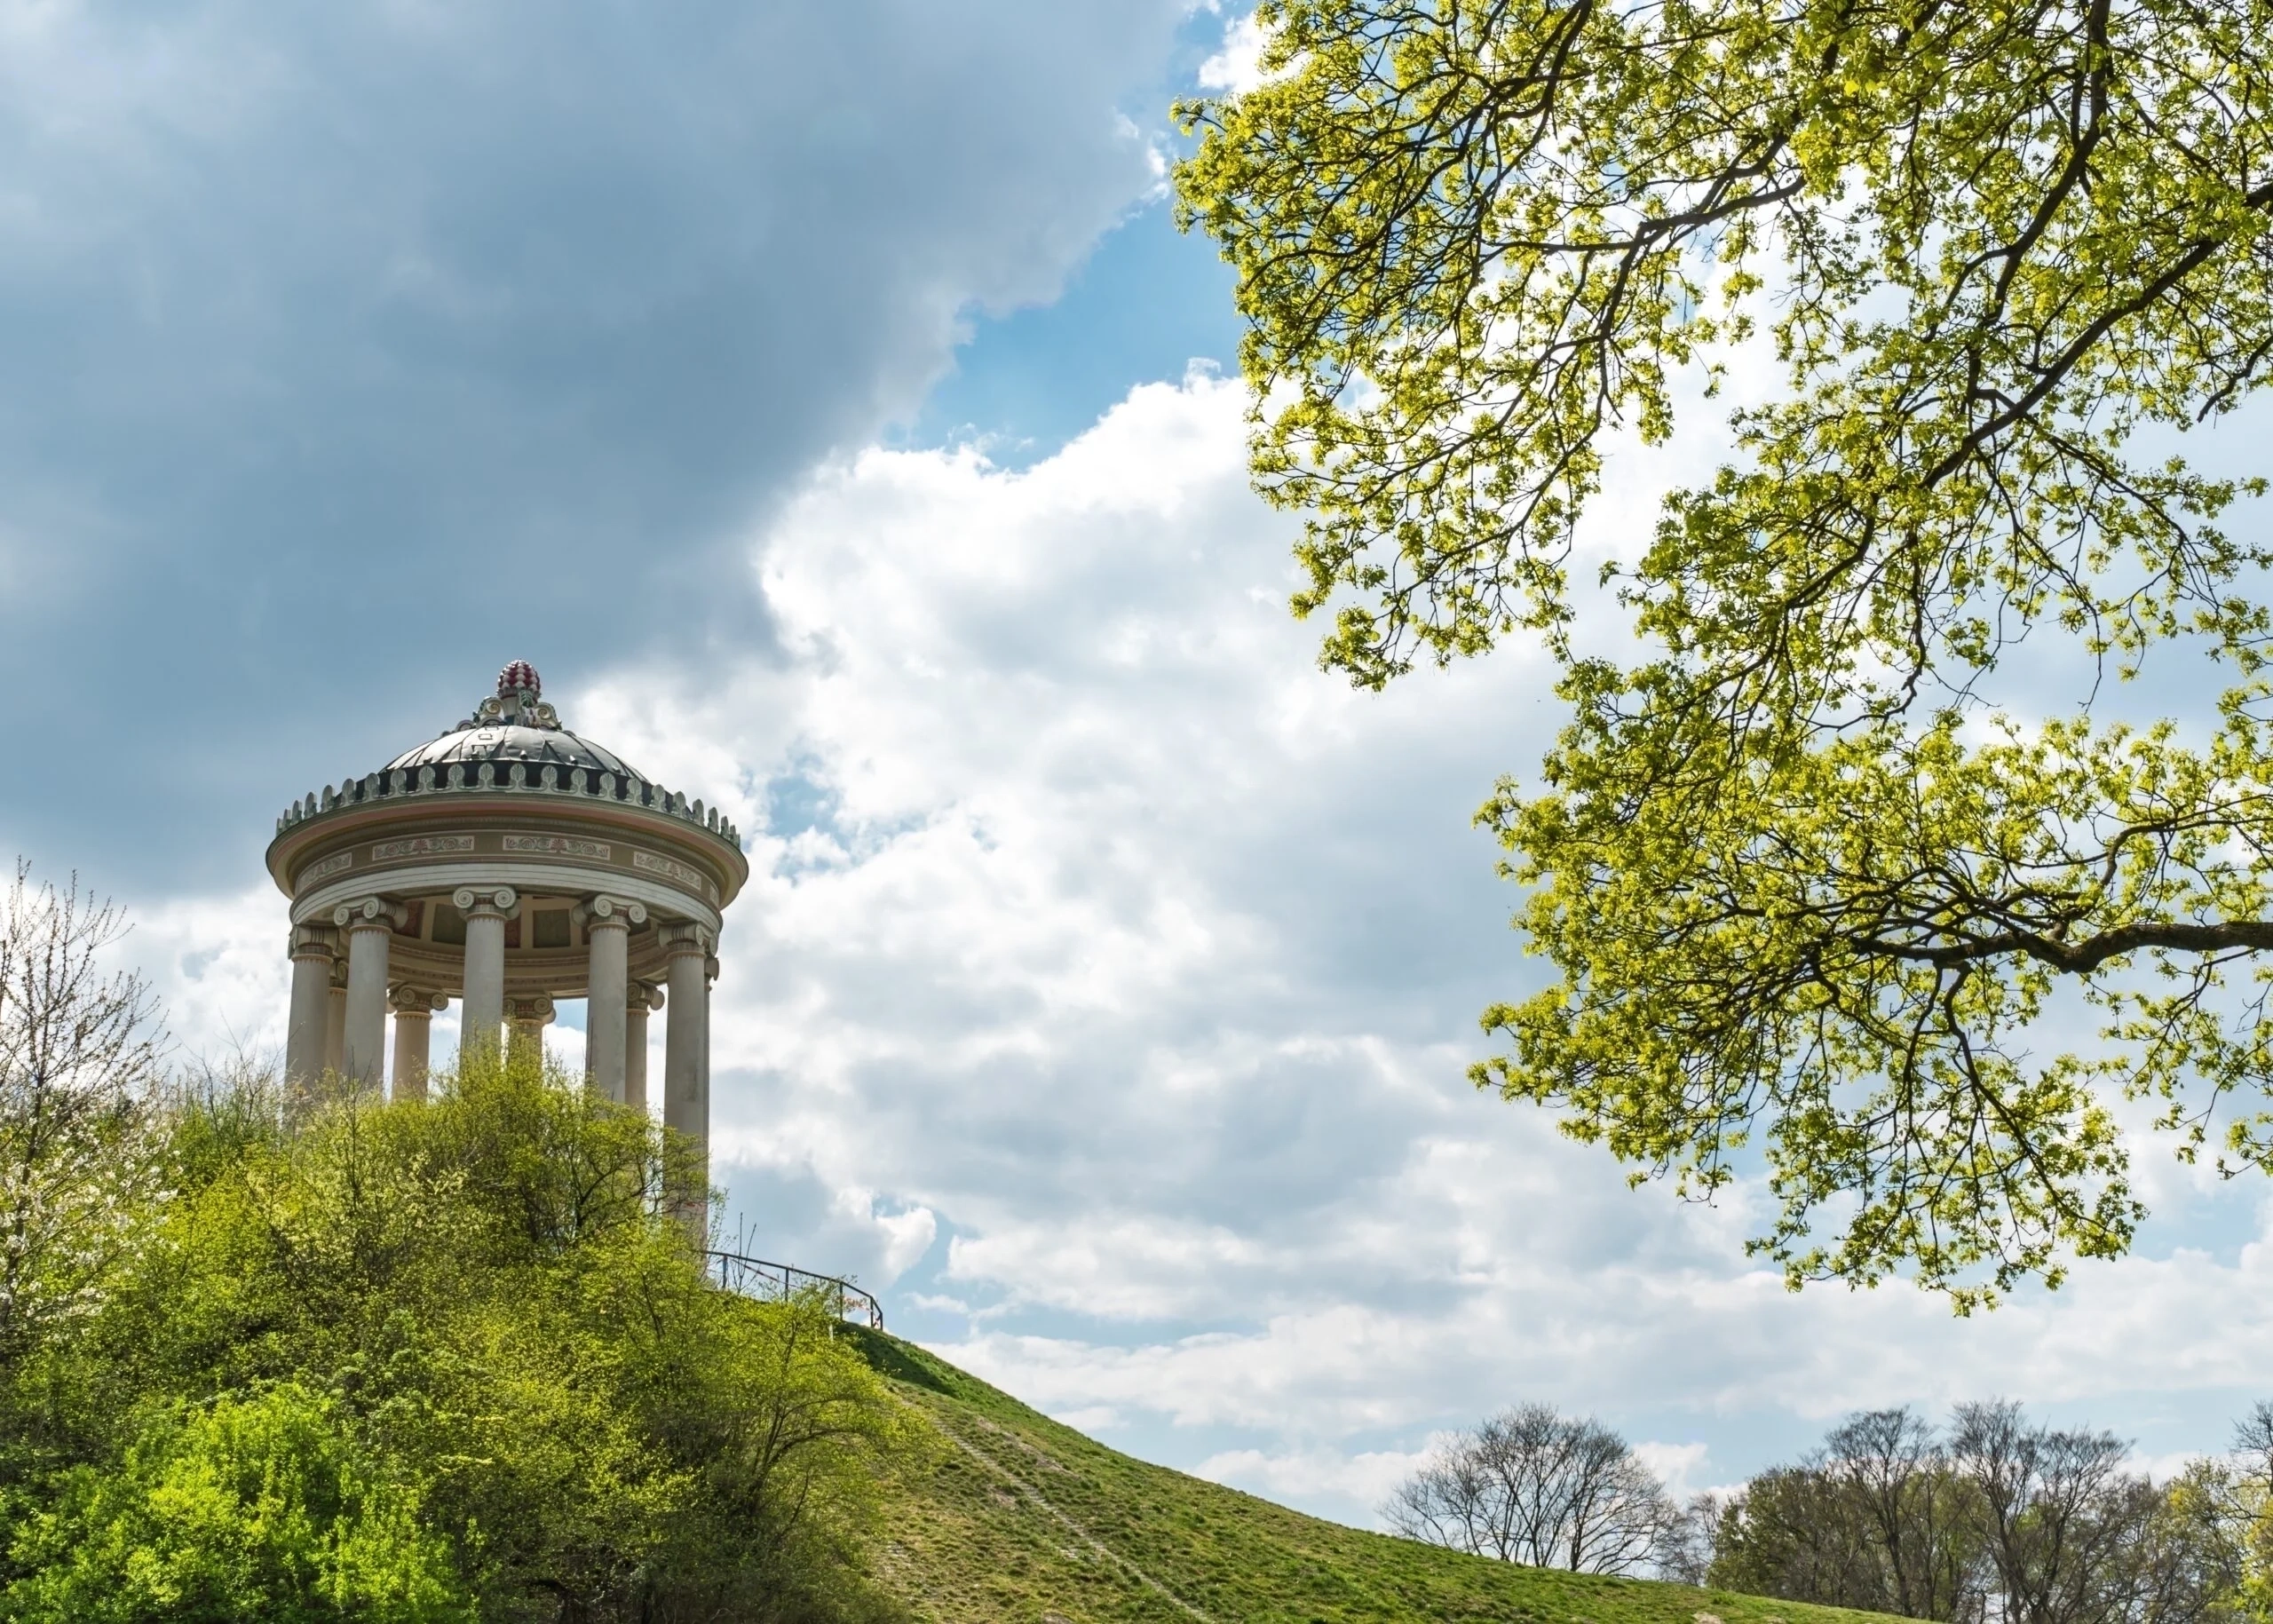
top-left (4, 0), bottom-right (2272, 1532)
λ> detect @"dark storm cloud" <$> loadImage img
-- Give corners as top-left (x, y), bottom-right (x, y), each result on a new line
top-left (0, 0), bottom-right (1178, 888)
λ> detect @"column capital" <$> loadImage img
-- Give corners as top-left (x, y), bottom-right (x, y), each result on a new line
top-left (290, 923), bottom-right (340, 961)
top-left (333, 896), bottom-right (408, 931)
top-left (658, 922), bottom-right (713, 957)
top-left (630, 980), bottom-right (665, 1011)
top-left (453, 885), bottom-right (518, 917)
top-left (507, 994), bottom-right (557, 1026)
top-left (574, 894), bottom-right (647, 929)
top-left (390, 986), bottom-right (447, 1017)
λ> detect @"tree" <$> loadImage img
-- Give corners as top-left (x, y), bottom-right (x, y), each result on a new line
top-left (1656, 1491), bottom-right (1726, 1588)
top-left (1948, 1402), bottom-right (2147, 1624)
top-left (2174, 1402), bottom-right (2273, 1624)
top-left (1177, 0), bottom-right (2273, 1304)
top-left (0, 864), bottom-right (165, 1366)
top-left (1823, 1409), bottom-right (1985, 1621)
top-left (1710, 1408), bottom-right (1985, 1619)
top-left (1712, 1465), bottom-right (1914, 1613)
top-left (1710, 1400), bottom-right (2239, 1624)
top-left (1383, 1403), bottom-right (1679, 1572)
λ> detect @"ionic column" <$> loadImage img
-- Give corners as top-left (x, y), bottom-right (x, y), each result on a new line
top-left (661, 923), bottom-right (712, 1232)
top-left (285, 925), bottom-right (338, 1086)
top-left (625, 983), bottom-right (661, 1113)
top-left (390, 987), bottom-right (446, 1102)
top-left (455, 886), bottom-right (516, 1062)
top-left (324, 960), bottom-right (348, 1078)
top-left (335, 898), bottom-right (405, 1090)
top-left (576, 896), bottom-right (645, 1103)
top-left (507, 994), bottom-right (555, 1066)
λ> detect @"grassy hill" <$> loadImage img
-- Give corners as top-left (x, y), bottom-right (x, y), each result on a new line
top-left (844, 1327), bottom-right (1888, 1624)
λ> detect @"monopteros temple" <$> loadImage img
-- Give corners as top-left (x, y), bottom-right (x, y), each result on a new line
top-left (265, 661), bottom-right (748, 1197)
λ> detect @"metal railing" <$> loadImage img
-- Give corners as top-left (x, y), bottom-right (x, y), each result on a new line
top-left (703, 1249), bottom-right (883, 1331)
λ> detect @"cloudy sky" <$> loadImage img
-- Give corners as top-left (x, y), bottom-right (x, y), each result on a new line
top-left (5, 0), bottom-right (2272, 1531)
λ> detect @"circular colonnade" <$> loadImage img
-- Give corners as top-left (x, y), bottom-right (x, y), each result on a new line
top-left (265, 661), bottom-right (748, 1192)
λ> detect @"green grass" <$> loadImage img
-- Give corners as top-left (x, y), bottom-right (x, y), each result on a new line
top-left (844, 1327), bottom-right (1891, 1624)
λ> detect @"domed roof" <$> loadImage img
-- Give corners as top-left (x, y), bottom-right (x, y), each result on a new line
top-left (269, 661), bottom-right (742, 854)
top-left (385, 723), bottom-right (643, 777)
top-left (387, 661), bottom-right (645, 780)
top-left (384, 723), bottom-right (644, 779)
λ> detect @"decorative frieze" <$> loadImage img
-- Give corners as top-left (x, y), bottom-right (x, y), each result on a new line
top-left (633, 849), bottom-right (719, 901)
top-left (503, 834), bottom-right (612, 860)
top-left (304, 851), bottom-right (353, 883)
top-left (372, 834), bottom-right (476, 861)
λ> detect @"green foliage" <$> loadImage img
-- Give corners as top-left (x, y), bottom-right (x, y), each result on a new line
top-left (1710, 1467), bottom-right (1904, 1614)
top-left (1176, 0), bottom-right (2273, 1303)
top-left (5, 1383), bottom-right (470, 1624)
top-left (2165, 1404), bottom-right (2273, 1624)
top-left (1703, 1402), bottom-right (2266, 1624)
top-left (0, 1051), bottom-right (921, 1624)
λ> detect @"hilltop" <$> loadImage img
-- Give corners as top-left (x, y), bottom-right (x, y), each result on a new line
top-left (846, 1328), bottom-right (1890, 1624)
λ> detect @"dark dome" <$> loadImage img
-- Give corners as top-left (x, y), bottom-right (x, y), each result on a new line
top-left (386, 724), bottom-right (645, 781)
top-left (270, 661), bottom-right (743, 858)
top-left (384, 660), bottom-right (646, 780)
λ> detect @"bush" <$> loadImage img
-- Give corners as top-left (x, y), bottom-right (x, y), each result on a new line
top-left (4, 1383), bottom-right (470, 1624)
top-left (0, 1049), bottom-right (922, 1624)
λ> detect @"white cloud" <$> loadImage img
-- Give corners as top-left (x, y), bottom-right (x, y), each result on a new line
top-left (1632, 1440), bottom-right (1715, 1501)
top-left (129, 885), bottom-right (294, 1067)
top-left (1197, 13), bottom-right (1270, 95)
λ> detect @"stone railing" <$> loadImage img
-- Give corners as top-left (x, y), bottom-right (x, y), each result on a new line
top-left (703, 1249), bottom-right (884, 1331)
top-left (275, 759), bottom-right (740, 850)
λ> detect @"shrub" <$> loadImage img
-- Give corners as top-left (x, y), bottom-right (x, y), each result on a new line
top-left (0, 1049), bottom-right (920, 1624)
top-left (2, 1382), bottom-right (471, 1624)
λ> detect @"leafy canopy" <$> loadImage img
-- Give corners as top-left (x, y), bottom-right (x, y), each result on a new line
top-left (1176, 0), bottom-right (2273, 1304)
